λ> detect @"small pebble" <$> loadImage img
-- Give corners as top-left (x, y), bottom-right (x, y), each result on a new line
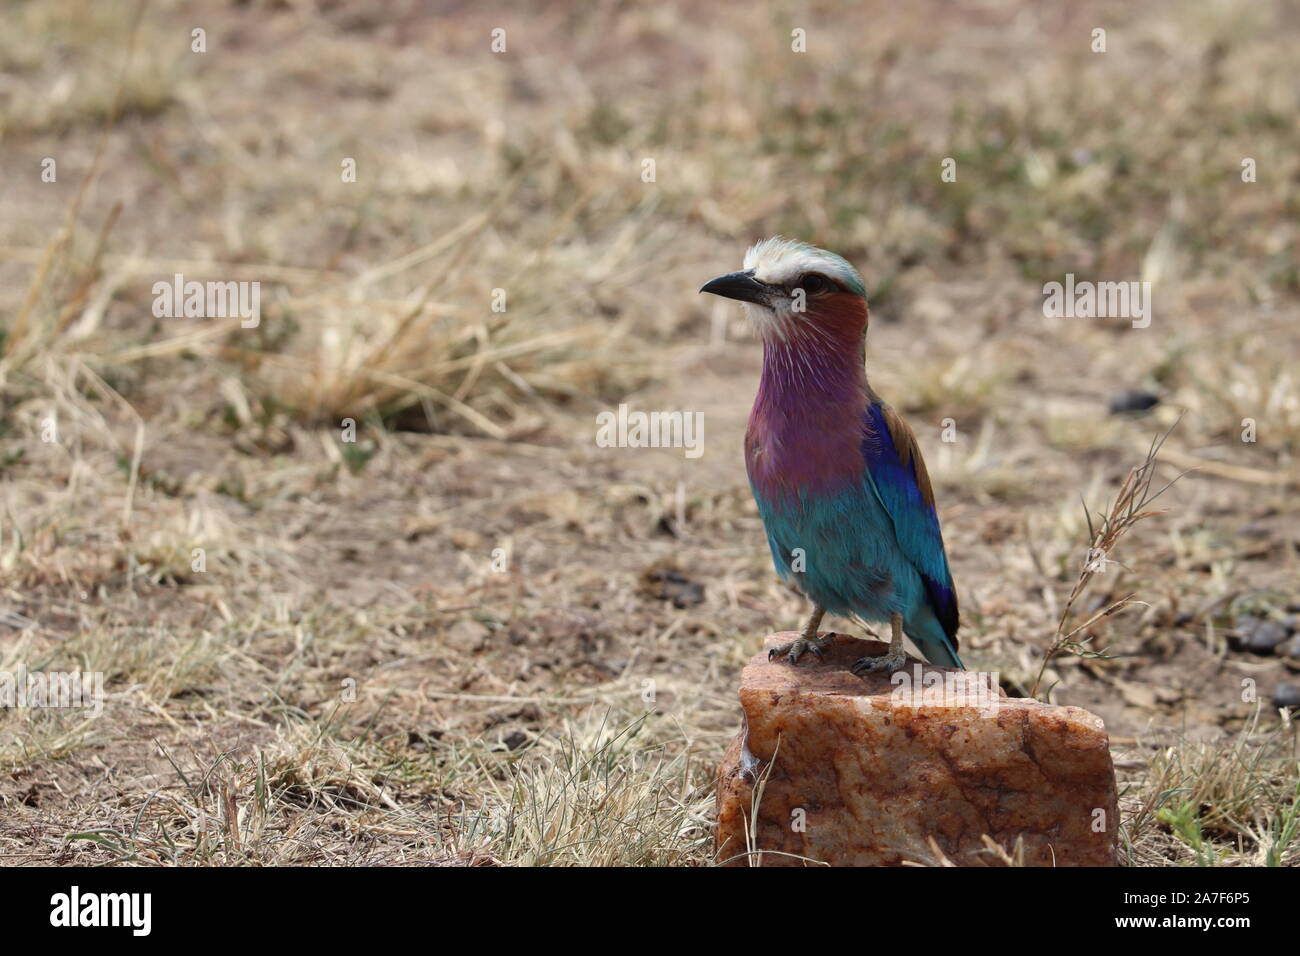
top-left (446, 618), bottom-right (490, 654)
top-left (1232, 615), bottom-right (1290, 653)
top-left (1235, 521), bottom-right (1273, 539)
top-left (1273, 684), bottom-right (1300, 710)
top-left (1108, 390), bottom-right (1160, 415)
top-left (645, 568), bottom-right (705, 608)
top-left (1276, 635), bottom-right (1300, 659)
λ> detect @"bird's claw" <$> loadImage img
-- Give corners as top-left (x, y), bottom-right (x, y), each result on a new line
top-left (850, 646), bottom-right (907, 676)
top-left (768, 632), bottom-right (834, 665)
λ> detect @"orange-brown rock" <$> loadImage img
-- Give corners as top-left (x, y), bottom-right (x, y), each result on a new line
top-left (716, 633), bottom-right (1118, 866)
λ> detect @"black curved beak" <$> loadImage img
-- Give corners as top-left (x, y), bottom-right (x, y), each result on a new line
top-left (699, 270), bottom-right (771, 306)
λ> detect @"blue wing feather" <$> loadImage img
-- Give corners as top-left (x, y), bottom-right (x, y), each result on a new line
top-left (860, 402), bottom-right (960, 649)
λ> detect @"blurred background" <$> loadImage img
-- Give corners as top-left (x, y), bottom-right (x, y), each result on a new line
top-left (1, 0), bottom-right (1297, 865)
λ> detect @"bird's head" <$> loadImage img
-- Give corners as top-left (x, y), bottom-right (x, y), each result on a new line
top-left (699, 236), bottom-right (867, 342)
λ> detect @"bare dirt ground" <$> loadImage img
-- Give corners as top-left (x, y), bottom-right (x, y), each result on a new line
top-left (1, 0), bottom-right (1298, 865)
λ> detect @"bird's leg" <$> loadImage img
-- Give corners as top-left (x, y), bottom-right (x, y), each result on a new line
top-left (851, 611), bottom-right (908, 675)
top-left (768, 604), bottom-right (834, 665)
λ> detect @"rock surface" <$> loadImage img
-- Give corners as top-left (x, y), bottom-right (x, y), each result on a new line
top-left (1232, 614), bottom-right (1290, 654)
top-left (716, 633), bottom-right (1119, 866)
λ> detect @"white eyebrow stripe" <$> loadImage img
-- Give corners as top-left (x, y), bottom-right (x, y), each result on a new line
top-left (743, 238), bottom-right (845, 287)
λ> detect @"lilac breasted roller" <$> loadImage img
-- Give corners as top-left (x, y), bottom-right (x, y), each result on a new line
top-left (701, 237), bottom-right (963, 674)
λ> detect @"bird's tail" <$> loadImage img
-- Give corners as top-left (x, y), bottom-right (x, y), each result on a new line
top-left (909, 612), bottom-right (964, 670)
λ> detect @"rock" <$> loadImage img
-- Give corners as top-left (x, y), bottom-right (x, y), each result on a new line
top-left (445, 618), bottom-right (490, 654)
top-left (1274, 684), bottom-right (1300, 710)
top-left (1277, 635), bottom-right (1300, 659)
top-left (716, 633), bottom-right (1119, 867)
top-left (641, 566), bottom-right (705, 608)
top-left (1232, 615), bottom-right (1290, 654)
top-left (1108, 390), bottom-right (1160, 415)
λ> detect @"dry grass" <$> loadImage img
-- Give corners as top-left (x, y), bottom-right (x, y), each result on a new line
top-left (1030, 422), bottom-right (1183, 698)
top-left (1122, 709), bottom-right (1300, 867)
top-left (2, 0), bottom-right (1298, 866)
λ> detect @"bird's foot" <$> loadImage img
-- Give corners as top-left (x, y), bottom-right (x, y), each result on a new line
top-left (850, 642), bottom-right (907, 676)
top-left (768, 632), bottom-right (835, 665)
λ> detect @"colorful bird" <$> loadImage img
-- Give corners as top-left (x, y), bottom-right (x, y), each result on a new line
top-left (701, 237), bottom-right (963, 673)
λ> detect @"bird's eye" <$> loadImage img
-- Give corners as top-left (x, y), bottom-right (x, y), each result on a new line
top-left (798, 273), bottom-right (828, 294)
